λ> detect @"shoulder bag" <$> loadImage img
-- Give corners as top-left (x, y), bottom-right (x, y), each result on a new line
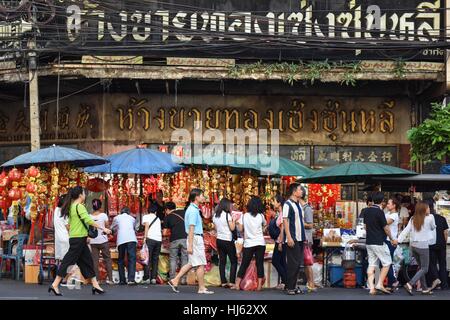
top-left (76, 204), bottom-right (98, 239)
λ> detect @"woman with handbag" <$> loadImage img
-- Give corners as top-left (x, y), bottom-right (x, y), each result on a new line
top-left (234, 196), bottom-right (267, 291)
top-left (299, 186), bottom-right (316, 292)
top-left (213, 198), bottom-right (238, 289)
top-left (49, 186), bottom-right (112, 296)
top-left (142, 205), bottom-right (163, 285)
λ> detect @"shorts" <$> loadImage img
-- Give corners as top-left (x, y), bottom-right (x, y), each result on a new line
top-left (188, 235), bottom-right (207, 267)
top-left (366, 244), bottom-right (392, 267)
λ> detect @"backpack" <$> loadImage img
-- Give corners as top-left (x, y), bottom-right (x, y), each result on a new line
top-left (268, 217), bottom-right (281, 240)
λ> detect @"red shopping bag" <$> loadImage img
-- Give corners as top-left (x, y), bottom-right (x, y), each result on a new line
top-left (303, 245), bottom-right (314, 266)
top-left (240, 260), bottom-right (258, 291)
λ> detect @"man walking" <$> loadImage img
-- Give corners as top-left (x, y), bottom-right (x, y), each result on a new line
top-left (168, 189), bottom-right (214, 294)
top-left (283, 183), bottom-right (306, 295)
top-left (163, 201), bottom-right (188, 285)
top-left (363, 192), bottom-right (395, 295)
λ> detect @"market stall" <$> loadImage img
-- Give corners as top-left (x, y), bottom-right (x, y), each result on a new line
top-left (299, 162), bottom-right (417, 287)
top-left (0, 145), bottom-right (109, 283)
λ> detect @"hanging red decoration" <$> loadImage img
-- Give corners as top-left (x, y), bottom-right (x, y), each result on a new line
top-left (8, 187), bottom-right (21, 201)
top-left (86, 178), bottom-right (109, 192)
top-left (27, 166), bottom-right (39, 178)
top-left (308, 184), bottom-right (341, 209)
top-left (8, 168), bottom-right (21, 182)
top-left (26, 183), bottom-right (37, 194)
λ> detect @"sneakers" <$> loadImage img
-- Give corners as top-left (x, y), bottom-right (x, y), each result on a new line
top-left (141, 279), bottom-right (151, 285)
top-left (128, 281), bottom-right (137, 286)
top-left (150, 279), bottom-right (157, 285)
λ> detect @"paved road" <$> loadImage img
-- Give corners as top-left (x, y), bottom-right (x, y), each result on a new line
top-left (0, 280), bottom-right (449, 300)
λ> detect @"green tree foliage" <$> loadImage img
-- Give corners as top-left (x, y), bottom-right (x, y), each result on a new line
top-left (407, 102), bottom-right (450, 163)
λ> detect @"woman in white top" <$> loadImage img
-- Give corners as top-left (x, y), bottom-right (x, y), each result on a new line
top-left (395, 201), bottom-right (437, 295)
top-left (142, 206), bottom-right (162, 284)
top-left (89, 199), bottom-right (113, 285)
top-left (213, 198), bottom-right (238, 289)
top-left (384, 197), bottom-right (400, 289)
top-left (235, 196), bottom-right (267, 291)
top-left (54, 195), bottom-right (69, 261)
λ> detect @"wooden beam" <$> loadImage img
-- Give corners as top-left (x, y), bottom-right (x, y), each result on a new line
top-left (0, 60), bottom-right (445, 83)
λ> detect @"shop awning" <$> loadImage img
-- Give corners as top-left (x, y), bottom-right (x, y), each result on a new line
top-left (365, 174), bottom-right (450, 192)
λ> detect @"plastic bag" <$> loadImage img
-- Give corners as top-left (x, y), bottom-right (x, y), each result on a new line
top-left (312, 263), bottom-right (323, 287)
top-left (240, 260), bottom-right (258, 291)
top-left (140, 243), bottom-right (149, 265)
top-left (204, 265), bottom-right (221, 286)
top-left (158, 254), bottom-right (170, 275)
top-left (303, 245), bottom-right (313, 266)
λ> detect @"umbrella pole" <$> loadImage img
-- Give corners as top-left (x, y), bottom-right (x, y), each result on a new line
top-left (139, 174), bottom-right (143, 227)
top-left (356, 182), bottom-right (359, 219)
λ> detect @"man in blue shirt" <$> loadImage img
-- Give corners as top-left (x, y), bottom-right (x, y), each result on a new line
top-left (168, 188), bottom-right (214, 294)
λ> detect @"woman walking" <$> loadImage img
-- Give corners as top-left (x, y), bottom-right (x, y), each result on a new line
top-left (213, 197), bottom-right (238, 289)
top-left (270, 194), bottom-right (287, 290)
top-left (384, 197), bottom-right (400, 290)
top-left (49, 187), bottom-right (112, 296)
top-left (53, 195), bottom-right (69, 263)
top-left (89, 199), bottom-right (113, 285)
top-left (394, 201), bottom-right (437, 295)
top-left (234, 196), bottom-right (267, 291)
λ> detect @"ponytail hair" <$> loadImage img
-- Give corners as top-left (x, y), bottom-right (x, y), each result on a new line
top-left (61, 186), bottom-right (84, 218)
top-left (92, 199), bottom-right (102, 211)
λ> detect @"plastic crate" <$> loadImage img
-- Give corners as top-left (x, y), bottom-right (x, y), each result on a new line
top-left (329, 264), bottom-right (363, 287)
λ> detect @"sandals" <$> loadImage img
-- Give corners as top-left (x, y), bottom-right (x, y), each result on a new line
top-left (168, 280), bottom-right (179, 293)
top-left (430, 279), bottom-right (441, 291)
top-left (422, 289), bottom-right (433, 295)
top-left (198, 288), bottom-right (214, 294)
top-left (403, 284), bottom-right (413, 296)
top-left (376, 287), bottom-right (392, 295)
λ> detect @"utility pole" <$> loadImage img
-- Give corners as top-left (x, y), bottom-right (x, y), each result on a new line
top-left (28, 6), bottom-right (40, 151)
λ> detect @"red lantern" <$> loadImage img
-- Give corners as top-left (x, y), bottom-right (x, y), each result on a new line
top-left (87, 178), bottom-right (109, 193)
top-left (8, 169), bottom-right (21, 182)
top-left (26, 183), bottom-right (37, 194)
top-left (27, 166), bottom-right (39, 178)
top-left (8, 187), bottom-right (21, 201)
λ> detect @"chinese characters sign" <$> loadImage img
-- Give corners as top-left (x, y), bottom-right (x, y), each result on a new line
top-left (313, 146), bottom-right (397, 167)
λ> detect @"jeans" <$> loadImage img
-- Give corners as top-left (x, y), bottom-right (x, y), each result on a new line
top-left (427, 246), bottom-right (448, 289)
top-left (286, 241), bottom-right (304, 291)
top-left (57, 237), bottom-right (96, 279)
top-left (237, 246), bottom-right (265, 279)
top-left (384, 240), bottom-right (397, 286)
top-left (169, 239), bottom-right (188, 281)
top-left (272, 243), bottom-right (287, 285)
top-left (90, 242), bottom-right (113, 281)
top-left (409, 246), bottom-right (429, 290)
top-left (118, 241), bottom-right (137, 283)
top-left (143, 239), bottom-right (162, 281)
top-left (216, 239), bottom-right (238, 284)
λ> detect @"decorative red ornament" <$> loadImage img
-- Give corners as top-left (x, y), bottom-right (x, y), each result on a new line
top-left (27, 166), bottom-right (39, 178)
top-left (87, 178), bottom-right (110, 193)
top-left (8, 168), bottom-right (21, 182)
top-left (26, 183), bottom-right (37, 194)
top-left (0, 176), bottom-right (8, 188)
top-left (8, 187), bottom-right (22, 200)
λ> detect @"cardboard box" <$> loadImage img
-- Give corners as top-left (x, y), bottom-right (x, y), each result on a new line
top-left (25, 265), bottom-right (40, 284)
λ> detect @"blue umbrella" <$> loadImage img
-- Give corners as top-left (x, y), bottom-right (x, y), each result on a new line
top-left (1, 144), bottom-right (108, 168)
top-left (441, 165), bottom-right (450, 174)
top-left (84, 147), bottom-right (183, 174)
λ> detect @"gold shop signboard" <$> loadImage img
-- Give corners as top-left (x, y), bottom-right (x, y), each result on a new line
top-left (0, 94), bottom-right (410, 146)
